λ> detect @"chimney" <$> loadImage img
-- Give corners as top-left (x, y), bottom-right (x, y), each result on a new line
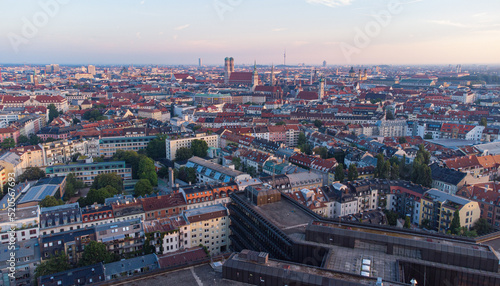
top-left (169, 167), bottom-right (174, 188)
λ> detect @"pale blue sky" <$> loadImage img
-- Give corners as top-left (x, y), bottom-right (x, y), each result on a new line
top-left (1, 0), bottom-right (499, 65)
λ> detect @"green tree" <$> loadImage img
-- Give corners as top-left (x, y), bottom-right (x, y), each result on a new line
top-left (1, 138), bottom-right (15, 150)
top-left (157, 167), bottom-right (169, 179)
top-left (175, 147), bottom-right (193, 161)
top-left (29, 134), bottom-right (42, 145)
top-left (91, 173), bottom-right (123, 192)
top-left (314, 146), bottom-right (329, 159)
top-left (386, 111), bottom-right (395, 120)
top-left (276, 121), bottom-right (285, 126)
top-left (381, 160), bottom-right (391, 179)
top-left (404, 216), bottom-right (411, 229)
top-left (134, 179), bottom-right (154, 197)
top-left (65, 173), bottom-right (85, 199)
top-left (298, 132), bottom-right (307, 146)
top-left (398, 137), bottom-right (407, 144)
top-left (246, 165), bottom-right (257, 177)
top-left (34, 254), bottom-right (71, 281)
top-left (473, 218), bottom-right (493, 236)
top-left (39, 196), bottom-right (64, 208)
top-left (424, 133), bottom-right (433, 139)
top-left (138, 155), bottom-right (157, 186)
top-left (146, 134), bottom-right (167, 159)
top-left (112, 150), bottom-right (141, 179)
top-left (314, 119), bottom-right (323, 128)
top-left (335, 163), bottom-right (345, 182)
top-left (17, 135), bottom-right (29, 145)
top-left (232, 157), bottom-right (242, 171)
top-left (48, 104), bottom-right (59, 123)
top-left (79, 186), bottom-right (118, 207)
top-left (480, 117), bottom-right (488, 127)
top-left (417, 144), bottom-right (431, 165)
top-left (347, 164), bottom-right (358, 181)
top-left (191, 139), bottom-right (209, 158)
top-left (390, 162), bottom-right (400, 180)
top-left (175, 167), bottom-right (196, 184)
top-left (82, 109), bottom-right (104, 121)
top-left (73, 118), bottom-right (81, 125)
top-left (79, 241), bottom-right (118, 266)
top-left (450, 210), bottom-right (461, 235)
top-left (18, 167), bottom-right (45, 181)
top-left (384, 210), bottom-right (398, 226)
top-left (375, 153), bottom-right (384, 178)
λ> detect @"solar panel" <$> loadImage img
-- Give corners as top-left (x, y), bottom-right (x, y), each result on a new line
top-left (205, 169), bottom-right (212, 176)
top-left (186, 162), bottom-right (195, 168)
top-left (214, 173), bottom-right (222, 180)
top-left (197, 166), bottom-right (203, 173)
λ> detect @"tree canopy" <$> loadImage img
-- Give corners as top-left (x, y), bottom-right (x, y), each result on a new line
top-left (473, 218), bottom-right (493, 236)
top-left (79, 241), bottom-right (118, 266)
top-left (138, 155), bottom-right (157, 186)
top-left (450, 210), bottom-right (461, 235)
top-left (48, 104), bottom-right (59, 123)
top-left (78, 185), bottom-right (119, 207)
top-left (134, 179), bottom-right (154, 197)
top-left (175, 167), bottom-right (196, 184)
top-left (175, 147), bottom-right (193, 161)
top-left (1, 138), bottom-right (15, 150)
top-left (146, 135), bottom-right (167, 159)
top-left (347, 164), bottom-right (358, 181)
top-left (335, 163), bottom-right (345, 182)
top-left (18, 167), bottom-right (45, 182)
top-left (91, 173), bottom-right (123, 192)
top-left (39, 196), bottom-right (64, 208)
top-left (34, 254), bottom-right (71, 281)
top-left (191, 139), bottom-right (209, 158)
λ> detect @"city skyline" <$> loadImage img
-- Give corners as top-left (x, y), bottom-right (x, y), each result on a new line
top-left (1, 0), bottom-right (500, 66)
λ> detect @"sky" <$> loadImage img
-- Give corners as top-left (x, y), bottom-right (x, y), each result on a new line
top-left (0, 0), bottom-right (499, 66)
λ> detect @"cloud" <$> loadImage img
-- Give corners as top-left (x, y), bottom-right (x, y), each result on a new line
top-left (427, 20), bottom-right (469, 28)
top-left (306, 0), bottom-right (354, 8)
top-left (272, 28), bottom-right (287, 32)
top-left (174, 24), bottom-right (190, 31)
top-left (428, 20), bottom-right (500, 29)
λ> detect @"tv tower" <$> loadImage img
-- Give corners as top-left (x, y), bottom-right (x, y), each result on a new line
top-left (283, 49), bottom-right (286, 66)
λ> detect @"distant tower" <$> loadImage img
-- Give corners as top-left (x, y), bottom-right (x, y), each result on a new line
top-left (199, 58), bottom-right (202, 67)
top-left (363, 69), bottom-right (367, 80)
top-left (318, 77), bottom-right (325, 101)
top-left (358, 69), bottom-right (362, 81)
top-left (349, 67), bottom-right (355, 79)
top-left (270, 64), bottom-right (275, 86)
top-left (87, 65), bottom-right (96, 75)
top-left (310, 68), bottom-right (314, 85)
top-left (229, 57), bottom-right (234, 72)
top-left (0, 67), bottom-right (2, 83)
top-left (336, 68), bottom-right (339, 76)
top-left (283, 49), bottom-right (286, 66)
top-left (323, 60), bottom-right (327, 68)
top-left (224, 57), bottom-right (231, 84)
top-left (251, 61), bottom-right (258, 91)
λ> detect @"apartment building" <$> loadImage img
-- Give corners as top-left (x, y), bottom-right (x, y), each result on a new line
top-left (420, 189), bottom-right (480, 233)
top-left (0, 206), bottom-right (40, 244)
top-left (45, 161), bottom-right (132, 186)
top-left (81, 204), bottom-right (115, 228)
top-left (95, 219), bottom-right (144, 257)
top-left (183, 204), bottom-right (230, 256)
top-left (39, 203), bottom-right (82, 235)
top-left (0, 238), bottom-right (40, 286)
top-left (457, 182), bottom-right (500, 228)
top-left (39, 228), bottom-right (95, 264)
top-left (165, 134), bottom-right (219, 161)
top-left (99, 135), bottom-right (156, 158)
top-left (187, 156), bottom-right (252, 184)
